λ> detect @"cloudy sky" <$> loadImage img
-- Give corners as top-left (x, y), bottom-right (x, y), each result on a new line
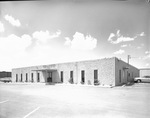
top-left (0, 0), bottom-right (150, 71)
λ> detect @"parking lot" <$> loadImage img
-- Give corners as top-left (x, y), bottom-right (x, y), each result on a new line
top-left (0, 83), bottom-right (150, 118)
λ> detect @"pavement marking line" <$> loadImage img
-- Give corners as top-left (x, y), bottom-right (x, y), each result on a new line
top-left (23, 107), bottom-right (40, 118)
top-left (0, 100), bottom-right (9, 104)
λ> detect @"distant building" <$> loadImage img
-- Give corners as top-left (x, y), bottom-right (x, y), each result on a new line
top-left (0, 71), bottom-right (11, 78)
top-left (139, 68), bottom-right (150, 77)
top-left (12, 57), bottom-right (139, 86)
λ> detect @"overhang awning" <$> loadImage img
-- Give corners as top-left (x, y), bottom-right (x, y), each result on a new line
top-left (32, 69), bottom-right (57, 72)
top-left (123, 67), bottom-right (129, 70)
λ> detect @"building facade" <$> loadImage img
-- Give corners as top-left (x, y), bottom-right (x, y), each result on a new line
top-left (139, 68), bottom-right (150, 77)
top-left (0, 71), bottom-right (11, 78)
top-left (12, 57), bottom-right (139, 86)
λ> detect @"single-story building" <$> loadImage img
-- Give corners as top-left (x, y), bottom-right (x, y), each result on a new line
top-left (12, 57), bottom-right (139, 86)
top-left (139, 68), bottom-right (150, 77)
top-left (0, 71), bottom-right (11, 78)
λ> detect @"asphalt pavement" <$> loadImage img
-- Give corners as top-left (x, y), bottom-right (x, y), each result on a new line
top-left (0, 83), bottom-right (150, 118)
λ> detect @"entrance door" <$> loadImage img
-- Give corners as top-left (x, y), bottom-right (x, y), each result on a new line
top-left (81, 70), bottom-right (85, 84)
top-left (16, 74), bottom-right (18, 82)
top-left (47, 72), bottom-right (52, 82)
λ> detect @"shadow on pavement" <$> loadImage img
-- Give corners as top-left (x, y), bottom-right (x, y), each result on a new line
top-left (45, 82), bottom-right (56, 85)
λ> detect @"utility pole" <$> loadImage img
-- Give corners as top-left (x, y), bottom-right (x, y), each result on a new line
top-left (127, 55), bottom-right (131, 82)
top-left (127, 55), bottom-right (131, 65)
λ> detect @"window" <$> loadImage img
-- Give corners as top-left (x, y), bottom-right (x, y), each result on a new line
top-left (31, 73), bottom-right (34, 82)
top-left (94, 70), bottom-right (98, 83)
top-left (47, 72), bottom-right (52, 82)
top-left (21, 74), bottom-right (22, 82)
top-left (70, 71), bottom-right (73, 79)
top-left (26, 73), bottom-right (28, 82)
top-left (16, 74), bottom-right (18, 82)
top-left (94, 70), bottom-right (98, 80)
top-left (61, 71), bottom-right (63, 82)
top-left (49, 72), bottom-right (52, 78)
top-left (37, 73), bottom-right (40, 82)
top-left (69, 71), bottom-right (73, 83)
top-left (81, 70), bottom-right (85, 83)
top-left (119, 70), bottom-right (121, 83)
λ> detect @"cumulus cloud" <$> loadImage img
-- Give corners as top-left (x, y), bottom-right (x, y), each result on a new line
top-left (138, 32), bottom-right (145, 36)
top-left (144, 51), bottom-right (150, 59)
top-left (113, 49), bottom-right (125, 55)
top-left (0, 30), bottom-right (97, 71)
top-left (145, 51), bottom-right (150, 54)
top-left (137, 44), bottom-right (145, 49)
top-left (108, 30), bottom-right (145, 44)
top-left (0, 29), bottom-right (62, 70)
top-left (108, 33), bottom-right (115, 40)
top-left (121, 44), bottom-right (127, 47)
top-left (64, 37), bottom-right (71, 46)
top-left (137, 46), bottom-right (142, 49)
top-left (0, 34), bottom-right (31, 53)
top-left (143, 54), bottom-right (150, 60)
top-left (64, 32), bottom-right (97, 50)
top-left (0, 34), bottom-right (32, 70)
top-left (4, 14), bottom-right (21, 27)
top-left (138, 51), bottom-right (150, 60)
top-left (32, 30), bottom-right (61, 44)
top-left (145, 63), bottom-right (150, 67)
top-left (0, 21), bottom-right (5, 32)
top-left (29, 32), bottom-right (98, 68)
top-left (145, 54), bottom-right (150, 59)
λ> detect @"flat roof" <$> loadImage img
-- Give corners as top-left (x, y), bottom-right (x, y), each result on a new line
top-left (12, 57), bottom-right (116, 70)
top-left (32, 69), bottom-right (57, 71)
top-left (139, 68), bottom-right (150, 70)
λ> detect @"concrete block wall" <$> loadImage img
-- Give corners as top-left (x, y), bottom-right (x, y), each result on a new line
top-left (77, 58), bottom-right (115, 86)
top-left (12, 66), bottom-right (45, 83)
top-left (12, 57), bottom-right (116, 86)
top-left (49, 57), bottom-right (115, 85)
top-left (98, 58), bottom-right (115, 86)
top-left (56, 62), bottom-right (77, 84)
top-left (115, 58), bottom-right (139, 86)
top-left (13, 57), bottom-right (140, 86)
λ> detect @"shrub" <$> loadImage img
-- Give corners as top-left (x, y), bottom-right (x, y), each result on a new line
top-left (94, 79), bottom-right (100, 85)
top-left (80, 81), bottom-right (84, 84)
top-left (68, 78), bottom-right (74, 84)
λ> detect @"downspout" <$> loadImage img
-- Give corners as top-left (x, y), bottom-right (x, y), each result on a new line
top-left (114, 57), bottom-right (116, 86)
